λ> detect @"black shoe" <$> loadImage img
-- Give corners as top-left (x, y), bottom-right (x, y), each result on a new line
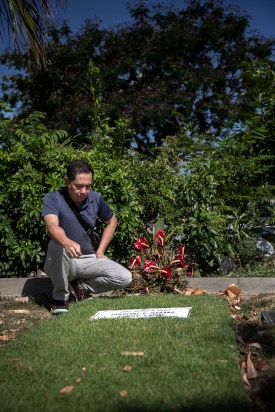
top-left (51, 300), bottom-right (69, 315)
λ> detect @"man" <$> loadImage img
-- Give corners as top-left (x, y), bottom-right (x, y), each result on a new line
top-left (41, 159), bottom-right (132, 314)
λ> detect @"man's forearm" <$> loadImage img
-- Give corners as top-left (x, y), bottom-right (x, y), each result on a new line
top-left (46, 224), bottom-right (70, 247)
top-left (96, 218), bottom-right (117, 255)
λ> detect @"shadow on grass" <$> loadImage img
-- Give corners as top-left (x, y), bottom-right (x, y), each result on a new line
top-left (107, 400), bottom-right (249, 412)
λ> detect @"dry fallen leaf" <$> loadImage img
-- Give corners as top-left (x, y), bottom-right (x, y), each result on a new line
top-left (225, 283), bottom-right (241, 298)
top-left (240, 361), bottom-right (250, 387)
top-left (231, 314), bottom-right (240, 320)
top-left (248, 342), bottom-right (261, 350)
top-left (183, 287), bottom-right (195, 296)
top-left (123, 365), bottom-right (132, 372)
top-left (60, 386), bottom-right (74, 394)
top-left (0, 335), bottom-right (12, 341)
top-left (230, 305), bottom-right (237, 313)
top-left (13, 297), bottom-right (29, 302)
top-left (76, 377), bottom-right (82, 384)
top-left (228, 283), bottom-right (241, 295)
top-left (0, 333), bottom-right (16, 341)
top-left (237, 335), bottom-right (246, 346)
top-left (255, 360), bottom-right (267, 371)
top-left (247, 352), bottom-right (257, 380)
top-left (119, 390), bottom-right (128, 397)
top-left (242, 371), bottom-right (251, 387)
top-left (9, 310), bottom-right (30, 314)
top-left (121, 351), bottom-right (144, 356)
top-left (193, 288), bottom-right (204, 295)
top-left (227, 289), bottom-right (237, 299)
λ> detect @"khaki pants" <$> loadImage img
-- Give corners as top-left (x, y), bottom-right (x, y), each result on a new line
top-left (44, 239), bottom-right (132, 301)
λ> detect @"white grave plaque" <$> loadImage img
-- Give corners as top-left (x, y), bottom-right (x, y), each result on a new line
top-left (90, 307), bottom-right (191, 320)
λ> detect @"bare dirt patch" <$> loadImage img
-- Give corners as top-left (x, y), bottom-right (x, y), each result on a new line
top-left (0, 297), bottom-right (52, 349)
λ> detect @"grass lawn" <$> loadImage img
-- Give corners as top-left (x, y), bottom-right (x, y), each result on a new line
top-left (0, 295), bottom-right (249, 412)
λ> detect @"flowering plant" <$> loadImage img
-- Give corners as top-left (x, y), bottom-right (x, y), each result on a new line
top-left (128, 219), bottom-right (196, 294)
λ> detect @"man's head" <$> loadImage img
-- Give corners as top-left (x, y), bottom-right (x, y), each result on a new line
top-left (64, 160), bottom-right (94, 206)
top-left (66, 160), bottom-right (94, 182)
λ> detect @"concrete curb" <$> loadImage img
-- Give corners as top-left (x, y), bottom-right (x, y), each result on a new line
top-left (0, 278), bottom-right (53, 299)
top-left (0, 277), bottom-right (274, 298)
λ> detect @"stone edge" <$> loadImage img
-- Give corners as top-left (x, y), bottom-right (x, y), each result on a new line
top-left (0, 277), bottom-right (274, 298)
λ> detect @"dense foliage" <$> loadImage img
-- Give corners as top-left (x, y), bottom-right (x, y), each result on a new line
top-left (1, 7), bottom-right (275, 277)
top-left (1, 0), bottom-right (274, 155)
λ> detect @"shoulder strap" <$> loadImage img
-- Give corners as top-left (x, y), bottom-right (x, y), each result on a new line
top-left (58, 188), bottom-right (97, 247)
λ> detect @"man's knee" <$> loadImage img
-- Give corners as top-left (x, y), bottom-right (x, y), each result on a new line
top-left (120, 268), bottom-right (132, 288)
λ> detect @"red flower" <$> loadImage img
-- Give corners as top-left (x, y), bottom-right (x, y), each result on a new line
top-left (187, 263), bottom-right (196, 277)
top-left (177, 243), bottom-right (187, 258)
top-left (134, 237), bottom-right (149, 251)
top-left (154, 229), bottom-right (166, 246)
top-left (159, 267), bottom-right (172, 279)
top-left (170, 244), bottom-right (189, 268)
top-left (129, 255), bottom-right (141, 269)
top-left (169, 255), bottom-right (187, 268)
top-left (143, 260), bottom-right (159, 273)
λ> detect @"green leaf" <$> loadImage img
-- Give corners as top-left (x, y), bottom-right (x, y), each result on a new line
top-left (154, 218), bottom-right (165, 236)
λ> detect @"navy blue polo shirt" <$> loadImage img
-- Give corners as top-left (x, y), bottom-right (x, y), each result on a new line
top-left (41, 187), bottom-right (113, 254)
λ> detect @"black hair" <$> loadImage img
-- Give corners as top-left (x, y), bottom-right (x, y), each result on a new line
top-left (66, 160), bottom-right (94, 181)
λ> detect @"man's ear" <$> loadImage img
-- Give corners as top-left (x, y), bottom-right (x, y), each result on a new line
top-left (64, 176), bottom-right (68, 184)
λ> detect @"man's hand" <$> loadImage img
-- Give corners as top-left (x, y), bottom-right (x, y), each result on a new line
top-left (96, 251), bottom-right (109, 259)
top-left (43, 214), bottom-right (82, 258)
top-left (63, 241), bottom-right (82, 258)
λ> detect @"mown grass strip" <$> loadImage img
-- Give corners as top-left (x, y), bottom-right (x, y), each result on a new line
top-left (0, 295), bottom-right (249, 412)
